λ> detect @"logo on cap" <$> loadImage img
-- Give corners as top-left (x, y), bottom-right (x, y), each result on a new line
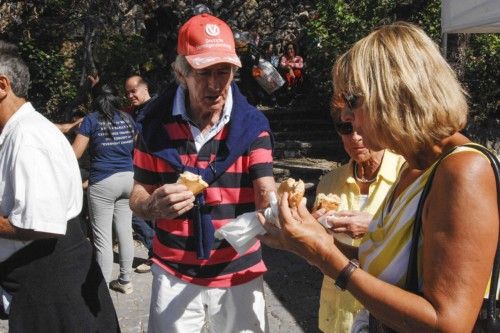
top-left (205, 24), bottom-right (220, 37)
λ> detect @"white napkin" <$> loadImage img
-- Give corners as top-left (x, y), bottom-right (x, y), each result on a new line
top-left (1, 287), bottom-right (12, 315)
top-left (214, 192), bottom-right (279, 255)
top-left (317, 212), bottom-right (354, 245)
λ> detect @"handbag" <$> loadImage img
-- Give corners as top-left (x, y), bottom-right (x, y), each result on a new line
top-left (369, 144), bottom-right (500, 332)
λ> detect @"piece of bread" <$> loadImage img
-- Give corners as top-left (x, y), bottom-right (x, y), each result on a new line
top-left (176, 171), bottom-right (209, 195)
top-left (277, 178), bottom-right (305, 207)
top-left (313, 193), bottom-right (341, 212)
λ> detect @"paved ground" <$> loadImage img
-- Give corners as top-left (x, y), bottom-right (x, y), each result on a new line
top-left (113, 242), bottom-right (323, 333)
top-left (0, 240), bottom-right (323, 333)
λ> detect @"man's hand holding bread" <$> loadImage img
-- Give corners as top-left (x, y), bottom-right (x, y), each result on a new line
top-left (142, 171), bottom-right (208, 220)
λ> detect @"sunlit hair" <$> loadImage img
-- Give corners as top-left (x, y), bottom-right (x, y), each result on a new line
top-left (171, 55), bottom-right (238, 88)
top-left (331, 22), bottom-right (468, 158)
top-left (126, 75), bottom-right (148, 89)
top-left (0, 41), bottom-right (30, 98)
top-left (172, 55), bottom-right (192, 88)
top-left (92, 83), bottom-right (133, 139)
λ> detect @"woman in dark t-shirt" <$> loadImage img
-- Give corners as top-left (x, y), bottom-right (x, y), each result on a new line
top-left (72, 84), bottom-right (136, 294)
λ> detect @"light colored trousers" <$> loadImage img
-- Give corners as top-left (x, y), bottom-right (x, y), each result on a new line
top-left (148, 264), bottom-right (268, 333)
top-left (88, 171), bottom-right (134, 283)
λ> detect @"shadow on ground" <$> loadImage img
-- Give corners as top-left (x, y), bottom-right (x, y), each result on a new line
top-left (262, 245), bottom-right (323, 333)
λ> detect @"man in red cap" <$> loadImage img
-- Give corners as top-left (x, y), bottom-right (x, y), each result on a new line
top-left (130, 13), bottom-right (275, 332)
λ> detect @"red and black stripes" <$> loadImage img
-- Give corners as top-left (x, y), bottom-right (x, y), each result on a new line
top-left (133, 118), bottom-right (273, 287)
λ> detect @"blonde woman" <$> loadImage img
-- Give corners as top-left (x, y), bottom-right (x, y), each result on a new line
top-left (258, 22), bottom-right (498, 332)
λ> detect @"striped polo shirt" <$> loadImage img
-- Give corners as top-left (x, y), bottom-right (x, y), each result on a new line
top-left (134, 88), bottom-right (274, 287)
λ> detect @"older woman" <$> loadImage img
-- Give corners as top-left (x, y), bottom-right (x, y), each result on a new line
top-left (258, 22), bottom-right (498, 332)
top-left (316, 116), bottom-right (404, 332)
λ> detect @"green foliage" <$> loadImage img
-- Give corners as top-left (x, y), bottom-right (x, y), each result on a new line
top-left (463, 34), bottom-right (500, 123)
top-left (305, 0), bottom-right (498, 121)
top-left (94, 33), bottom-right (168, 89)
top-left (1, 0), bottom-right (498, 127)
top-left (18, 38), bottom-right (77, 121)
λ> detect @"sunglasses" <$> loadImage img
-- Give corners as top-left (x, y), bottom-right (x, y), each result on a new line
top-left (335, 121), bottom-right (354, 135)
top-left (343, 93), bottom-right (361, 111)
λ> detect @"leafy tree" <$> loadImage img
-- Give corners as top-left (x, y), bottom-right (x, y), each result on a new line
top-left (305, 0), bottom-right (498, 126)
top-left (0, 0), bottom-right (497, 135)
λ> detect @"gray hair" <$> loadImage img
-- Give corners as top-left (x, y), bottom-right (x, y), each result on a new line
top-left (171, 55), bottom-right (192, 88)
top-left (0, 41), bottom-right (30, 98)
top-left (171, 55), bottom-right (238, 88)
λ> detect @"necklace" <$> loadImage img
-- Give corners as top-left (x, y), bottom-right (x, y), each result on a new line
top-left (354, 163), bottom-right (377, 183)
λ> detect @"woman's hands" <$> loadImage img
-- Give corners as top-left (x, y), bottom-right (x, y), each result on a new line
top-left (145, 184), bottom-right (195, 219)
top-left (257, 192), bottom-right (339, 268)
top-left (314, 209), bottom-right (372, 239)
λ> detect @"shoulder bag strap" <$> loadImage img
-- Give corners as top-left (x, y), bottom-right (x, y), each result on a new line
top-left (405, 144), bottom-right (500, 322)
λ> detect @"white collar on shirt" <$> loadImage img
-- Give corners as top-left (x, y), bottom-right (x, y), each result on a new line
top-left (0, 102), bottom-right (34, 146)
top-left (172, 86), bottom-right (233, 151)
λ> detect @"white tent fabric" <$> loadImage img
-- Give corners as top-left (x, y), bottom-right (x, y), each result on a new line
top-left (442, 0), bottom-right (500, 33)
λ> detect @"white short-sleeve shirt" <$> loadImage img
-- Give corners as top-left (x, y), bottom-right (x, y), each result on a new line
top-left (0, 102), bottom-right (83, 262)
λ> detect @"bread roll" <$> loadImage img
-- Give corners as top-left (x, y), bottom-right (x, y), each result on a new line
top-left (277, 178), bottom-right (305, 207)
top-left (313, 193), bottom-right (341, 212)
top-left (176, 171), bottom-right (209, 195)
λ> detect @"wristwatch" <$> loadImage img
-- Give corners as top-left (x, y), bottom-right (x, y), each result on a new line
top-left (335, 259), bottom-right (359, 291)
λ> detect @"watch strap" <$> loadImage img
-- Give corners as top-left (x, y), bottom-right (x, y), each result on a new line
top-left (335, 259), bottom-right (359, 291)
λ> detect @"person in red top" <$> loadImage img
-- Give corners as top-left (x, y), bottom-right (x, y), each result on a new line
top-left (279, 42), bottom-right (304, 89)
top-left (129, 13), bottom-right (275, 333)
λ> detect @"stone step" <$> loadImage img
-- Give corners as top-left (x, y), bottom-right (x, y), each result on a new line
top-left (273, 158), bottom-right (339, 208)
top-left (273, 140), bottom-right (346, 160)
top-left (262, 107), bottom-right (330, 121)
top-left (273, 130), bottom-right (339, 141)
top-left (270, 118), bottom-right (334, 132)
top-left (273, 159), bottom-right (337, 184)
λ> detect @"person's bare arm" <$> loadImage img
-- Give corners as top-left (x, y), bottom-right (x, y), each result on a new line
top-left (72, 133), bottom-right (89, 159)
top-left (129, 180), bottom-right (195, 220)
top-left (253, 176), bottom-right (276, 209)
top-left (259, 152), bottom-right (497, 332)
top-left (334, 152), bottom-right (498, 332)
top-left (0, 216), bottom-right (62, 241)
top-left (55, 118), bottom-right (83, 134)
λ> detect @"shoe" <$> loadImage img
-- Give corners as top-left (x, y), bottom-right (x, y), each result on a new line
top-left (135, 259), bottom-right (152, 273)
top-left (109, 279), bottom-right (133, 294)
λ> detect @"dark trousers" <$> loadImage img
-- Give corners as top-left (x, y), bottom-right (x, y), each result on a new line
top-left (132, 215), bottom-right (154, 258)
top-left (0, 217), bottom-right (120, 332)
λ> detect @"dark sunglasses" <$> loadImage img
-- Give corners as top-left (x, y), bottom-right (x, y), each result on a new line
top-left (335, 121), bottom-right (354, 135)
top-left (343, 93), bottom-right (361, 111)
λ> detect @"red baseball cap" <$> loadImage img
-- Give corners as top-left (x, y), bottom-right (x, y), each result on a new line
top-left (177, 13), bottom-right (242, 69)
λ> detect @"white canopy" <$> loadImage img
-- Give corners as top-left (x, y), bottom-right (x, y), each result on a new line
top-left (442, 0), bottom-right (500, 33)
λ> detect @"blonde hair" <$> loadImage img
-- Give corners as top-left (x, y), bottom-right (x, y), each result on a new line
top-left (332, 22), bottom-right (468, 158)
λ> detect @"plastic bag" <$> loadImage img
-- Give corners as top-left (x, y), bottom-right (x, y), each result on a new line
top-left (253, 59), bottom-right (285, 94)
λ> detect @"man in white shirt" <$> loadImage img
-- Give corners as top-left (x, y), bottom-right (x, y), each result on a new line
top-left (0, 41), bottom-right (119, 332)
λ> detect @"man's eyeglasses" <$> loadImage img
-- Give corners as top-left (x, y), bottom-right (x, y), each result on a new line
top-left (335, 121), bottom-right (354, 135)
